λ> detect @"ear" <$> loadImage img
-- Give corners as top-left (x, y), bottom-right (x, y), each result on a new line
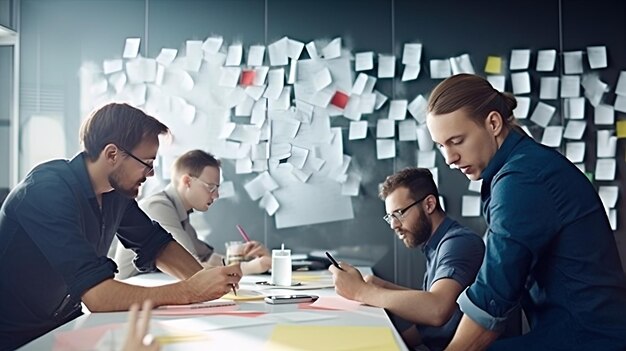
top-left (423, 195), bottom-right (437, 215)
top-left (102, 144), bottom-right (119, 165)
top-left (180, 174), bottom-right (192, 188)
top-left (485, 111), bottom-right (504, 137)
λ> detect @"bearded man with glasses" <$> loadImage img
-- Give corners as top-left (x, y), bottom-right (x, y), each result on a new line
top-left (329, 167), bottom-right (484, 351)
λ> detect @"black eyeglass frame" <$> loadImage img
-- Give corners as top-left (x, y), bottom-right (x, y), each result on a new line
top-left (117, 145), bottom-right (154, 175)
top-left (383, 193), bottom-right (430, 224)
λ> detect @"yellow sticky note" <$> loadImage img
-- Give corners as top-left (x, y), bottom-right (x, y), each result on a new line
top-left (485, 56), bottom-right (502, 74)
top-left (222, 288), bottom-right (265, 301)
top-left (265, 325), bottom-right (400, 351)
top-left (616, 120), bottom-right (626, 138)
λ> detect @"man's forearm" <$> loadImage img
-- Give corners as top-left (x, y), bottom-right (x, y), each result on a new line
top-left (156, 241), bottom-right (203, 280)
top-left (82, 278), bottom-right (191, 311)
top-left (445, 315), bottom-right (499, 351)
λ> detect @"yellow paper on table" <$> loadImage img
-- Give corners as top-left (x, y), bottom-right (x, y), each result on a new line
top-left (616, 120), bottom-right (626, 138)
top-left (264, 325), bottom-right (400, 351)
top-left (222, 288), bottom-right (265, 301)
top-left (485, 56), bottom-right (502, 74)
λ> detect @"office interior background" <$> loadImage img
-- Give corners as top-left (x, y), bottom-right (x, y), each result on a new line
top-left (0, 0), bottom-right (624, 291)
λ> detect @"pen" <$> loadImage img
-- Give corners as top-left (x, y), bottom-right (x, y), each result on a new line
top-left (235, 224), bottom-right (251, 242)
top-left (325, 251), bottom-right (344, 271)
top-left (157, 301), bottom-right (235, 310)
top-left (222, 258), bottom-right (238, 296)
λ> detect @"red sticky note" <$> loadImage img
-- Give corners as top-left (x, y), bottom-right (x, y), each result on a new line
top-left (330, 91), bottom-right (349, 109)
top-left (240, 70), bottom-right (256, 86)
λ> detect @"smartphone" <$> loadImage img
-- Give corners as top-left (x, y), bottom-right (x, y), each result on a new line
top-left (264, 294), bottom-right (319, 304)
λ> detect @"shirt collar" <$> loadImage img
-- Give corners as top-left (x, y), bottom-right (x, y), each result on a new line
top-left (68, 152), bottom-right (98, 199)
top-left (164, 183), bottom-right (189, 222)
top-left (423, 216), bottom-right (453, 252)
top-left (480, 130), bottom-right (526, 183)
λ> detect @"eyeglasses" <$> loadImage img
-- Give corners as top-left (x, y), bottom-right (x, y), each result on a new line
top-left (117, 145), bottom-right (154, 175)
top-left (383, 194), bottom-right (430, 225)
top-left (192, 177), bottom-right (220, 193)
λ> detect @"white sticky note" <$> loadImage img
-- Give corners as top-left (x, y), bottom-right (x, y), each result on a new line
top-left (511, 72), bottom-right (531, 95)
top-left (564, 97), bottom-right (585, 119)
top-left (587, 46), bottom-right (607, 69)
top-left (243, 171), bottom-right (279, 201)
top-left (305, 41), bottom-right (318, 60)
top-left (219, 67), bottom-right (241, 88)
top-left (398, 120), bottom-right (417, 141)
top-left (608, 209), bottom-right (617, 231)
top-left (268, 37), bottom-right (289, 66)
top-left (376, 139), bottom-right (396, 159)
top-left (565, 142), bottom-right (585, 163)
top-left (563, 120), bottom-right (586, 140)
top-left (287, 58), bottom-right (297, 84)
top-left (376, 119), bottom-right (395, 138)
top-left (417, 124), bottom-right (434, 151)
top-left (322, 37), bottom-right (341, 59)
top-left (582, 74), bottom-right (608, 107)
top-left (287, 39), bottom-right (304, 59)
top-left (598, 186), bottom-right (619, 209)
top-left (462, 196), bottom-right (481, 217)
top-left (341, 173), bottom-right (361, 197)
top-left (541, 126), bottom-right (563, 147)
top-left (236, 158), bottom-right (253, 174)
top-left (417, 150), bottom-right (436, 168)
top-left (513, 96), bottom-right (531, 119)
top-left (247, 45), bottom-right (266, 66)
top-left (510, 49), bottom-right (531, 70)
top-left (616, 71), bottom-right (626, 96)
top-left (359, 93), bottom-right (376, 114)
top-left (560, 75), bottom-right (581, 98)
top-left (264, 68), bottom-right (285, 100)
top-left (343, 95), bottom-right (362, 121)
top-left (123, 38), bottom-right (141, 58)
top-left (597, 130), bottom-right (617, 158)
top-left (468, 180), bottom-right (482, 193)
top-left (595, 159), bottom-right (616, 181)
top-left (374, 90), bottom-right (388, 110)
top-left (351, 73), bottom-right (368, 95)
top-left (225, 44), bottom-right (243, 66)
top-left (103, 59), bottom-right (123, 74)
top-left (430, 59), bottom-right (452, 79)
top-left (615, 95), bottom-right (626, 113)
top-left (449, 54), bottom-right (475, 75)
top-left (202, 36), bottom-right (223, 54)
top-left (259, 191), bottom-right (280, 216)
top-left (529, 102), bottom-right (556, 128)
top-left (288, 146), bottom-right (310, 169)
top-left (253, 66), bottom-right (270, 86)
top-left (313, 68), bottom-right (332, 91)
top-left (564, 51), bottom-right (583, 74)
top-left (378, 55), bottom-right (396, 78)
top-left (348, 121), bottom-right (368, 140)
top-left (402, 43), bottom-right (422, 65)
top-left (402, 65), bottom-right (420, 81)
top-left (155, 48), bottom-right (177, 67)
top-left (355, 52), bottom-right (374, 71)
top-left (536, 49), bottom-right (556, 72)
top-left (540, 77), bottom-right (559, 100)
top-left (594, 104), bottom-right (614, 125)
top-left (268, 86), bottom-right (291, 111)
top-left (487, 75), bottom-right (506, 92)
top-left (388, 100), bottom-right (408, 120)
top-left (408, 94), bottom-right (427, 124)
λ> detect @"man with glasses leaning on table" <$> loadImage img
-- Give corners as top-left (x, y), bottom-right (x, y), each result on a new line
top-left (0, 103), bottom-right (242, 350)
top-left (114, 149), bottom-right (271, 279)
top-left (329, 167), bottom-right (485, 351)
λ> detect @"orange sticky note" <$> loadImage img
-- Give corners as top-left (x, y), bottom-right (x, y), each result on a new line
top-left (330, 91), bottom-right (349, 109)
top-left (485, 56), bottom-right (502, 74)
top-left (240, 69), bottom-right (256, 86)
top-left (616, 120), bottom-right (626, 138)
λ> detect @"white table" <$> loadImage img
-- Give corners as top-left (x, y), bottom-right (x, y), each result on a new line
top-left (21, 268), bottom-right (408, 350)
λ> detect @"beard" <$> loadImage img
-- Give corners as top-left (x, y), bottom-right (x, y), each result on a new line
top-left (108, 169), bottom-right (144, 199)
top-left (402, 207), bottom-right (433, 248)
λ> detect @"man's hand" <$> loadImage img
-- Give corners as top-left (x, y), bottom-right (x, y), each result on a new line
top-left (242, 241), bottom-right (270, 259)
top-left (123, 300), bottom-right (160, 351)
top-left (241, 256), bottom-right (271, 274)
top-left (328, 262), bottom-right (368, 301)
top-left (183, 264), bottom-right (242, 303)
top-left (363, 274), bottom-right (389, 288)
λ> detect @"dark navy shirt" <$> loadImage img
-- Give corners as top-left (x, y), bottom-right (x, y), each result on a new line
top-left (457, 131), bottom-right (626, 350)
top-left (417, 217), bottom-right (485, 351)
top-left (0, 153), bottom-right (173, 350)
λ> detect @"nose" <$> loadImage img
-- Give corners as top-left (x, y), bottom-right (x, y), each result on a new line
top-left (441, 146), bottom-right (459, 167)
top-left (212, 189), bottom-right (220, 200)
top-left (389, 216), bottom-right (401, 230)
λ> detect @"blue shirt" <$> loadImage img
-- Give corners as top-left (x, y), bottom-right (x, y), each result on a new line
top-left (457, 131), bottom-right (626, 350)
top-left (0, 153), bottom-right (173, 350)
top-left (417, 217), bottom-right (485, 351)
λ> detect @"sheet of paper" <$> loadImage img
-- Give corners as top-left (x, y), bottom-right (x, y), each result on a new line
top-left (564, 51), bottom-right (583, 74)
top-left (202, 36), bottom-right (223, 53)
top-left (268, 86), bottom-right (291, 111)
top-left (219, 66), bottom-right (241, 88)
top-left (450, 53), bottom-right (475, 75)
top-left (408, 94), bottom-right (427, 123)
top-left (468, 180), bottom-right (482, 193)
top-left (540, 77), bottom-right (559, 100)
top-left (430, 59), bottom-right (451, 79)
top-left (355, 51), bottom-right (374, 71)
top-left (259, 191), bottom-right (279, 216)
top-left (125, 58), bottom-right (156, 84)
top-left (594, 104), bottom-right (614, 125)
top-left (247, 44), bottom-right (265, 66)
top-left (265, 325), bottom-right (401, 351)
top-left (225, 44), bottom-right (243, 66)
top-left (253, 66), bottom-right (270, 86)
top-left (376, 119), bottom-right (395, 138)
top-left (388, 100), bottom-right (407, 120)
top-left (264, 68), bottom-right (285, 100)
top-left (268, 312), bottom-right (336, 323)
top-left (363, 75), bottom-right (377, 94)
top-left (305, 41), bottom-right (318, 59)
top-left (530, 102), bottom-right (556, 128)
top-left (597, 130), bottom-right (617, 158)
top-left (536, 49), bottom-right (556, 72)
top-left (313, 67), bottom-right (332, 91)
top-left (268, 37), bottom-right (289, 66)
top-left (398, 120), bottom-right (417, 141)
top-left (513, 96), bottom-right (530, 119)
top-left (378, 54), bottom-right (396, 78)
top-left (243, 171), bottom-right (279, 200)
top-left (595, 159), bottom-right (616, 181)
top-left (559, 75), bottom-right (580, 98)
top-left (563, 120), bottom-right (586, 140)
top-left (541, 126), bottom-right (563, 147)
top-left (402, 43), bottom-right (422, 65)
top-left (615, 95), bottom-right (626, 113)
top-left (487, 75), bottom-right (506, 92)
top-left (351, 73), bottom-right (368, 95)
top-left (582, 74), bottom-right (608, 107)
top-left (484, 56), bottom-right (502, 74)
top-left (417, 150), bottom-right (436, 168)
top-left (376, 139), bottom-right (396, 159)
top-left (236, 157), bottom-right (253, 174)
top-left (616, 71), bottom-right (626, 96)
top-left (288, 146), bottom-right (310, 169)
top-left (103, 59), bottom-right (123, 74)
top-left (462, 195), bottom-right (481, 217)
top-left (564, 97), bottom-right (585, 119)
top-left (287, 38), bottom-right (304, 59)
top-left (348, 120), bottom-right (368, 140)
top-left (374, 90), bottom-right (388, 110)
top-left (159, 315), bottom-right (273, 332)
top-left (341, 173), bottom-right (361, 196)
top-left (565, 142), bottom-right (585, 163)
top-left (309, 296), bottom-right (362, 311)
top-left (598, 186), bottom-right (619, 209)
top-left (587, 46), bottom-right (607, 69)
top-left (322, 37), bottom-right (342, 59)
top-left (511, 72), bottom-right (531, 95)
top-left (287, 58), bottom-right (297, 84)
top-left (401, 64), bottom-right (420, 81)
top-left (510, 49), bottom-right (530, 70)
top-left (184, 40), bottom-right (203, 72)
top-left (417, 124), bottom-right (434, 150)
top-left (123, 37), bottom-right (140, 58)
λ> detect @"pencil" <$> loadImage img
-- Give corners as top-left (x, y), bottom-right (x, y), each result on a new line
top-left (222, 258), bottom-right (238, 296)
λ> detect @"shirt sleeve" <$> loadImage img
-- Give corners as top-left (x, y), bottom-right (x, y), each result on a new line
top-left (116, 200), bottom-right (173, 273)
top-left (431, 231), bottom-right (485, 288)
top-left (461, 169), bottom-right (560, 332)
top-left (14, 178), bottom-right (116, 299)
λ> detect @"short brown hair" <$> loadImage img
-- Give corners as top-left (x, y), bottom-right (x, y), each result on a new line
top-left (80, 103), bottom-right (169, 161)
top-left (428, 73), bottom-right (521, 130)
top-left (172, 150), bottom-right (221, 180)
top-left (379, 168), bottom-right (442, 211)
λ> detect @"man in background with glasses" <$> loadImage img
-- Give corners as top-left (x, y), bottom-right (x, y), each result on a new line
top-left (0, 103), bottom-right (242, 350)
top-left (329, 168), bottom-right (484, 351)
top-left (114, 149), bottom-right (271, 279)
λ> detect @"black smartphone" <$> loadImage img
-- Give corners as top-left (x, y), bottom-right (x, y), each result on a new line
top-left (264, 294), bottom-right (319, 304)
